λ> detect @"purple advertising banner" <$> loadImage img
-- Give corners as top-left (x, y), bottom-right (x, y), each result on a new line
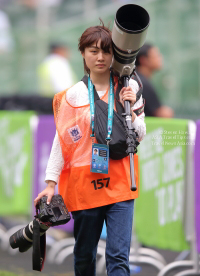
top-left (194, 120), bottom-right (200, 253)
top-left (33, 115), bottom-right (74, 232)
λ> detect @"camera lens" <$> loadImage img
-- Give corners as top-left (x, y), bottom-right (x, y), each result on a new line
top-left (9, 220), bottom-right (49, 253)
top-left (9, 223), bottom-right (33, 252)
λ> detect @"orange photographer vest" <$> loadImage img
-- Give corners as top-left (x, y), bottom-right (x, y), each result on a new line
top-left (53, 83), bottom-right (139, 212)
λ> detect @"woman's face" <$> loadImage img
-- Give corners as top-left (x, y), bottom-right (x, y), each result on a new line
top-left (82, 39), bottom-right (113, 75)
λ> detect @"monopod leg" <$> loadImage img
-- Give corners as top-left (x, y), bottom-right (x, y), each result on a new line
top-left (123, 77), bottom-right (137, 191)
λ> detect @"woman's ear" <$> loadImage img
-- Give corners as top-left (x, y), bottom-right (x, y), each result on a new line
top-left (81, 52), bottom-right (85, 58)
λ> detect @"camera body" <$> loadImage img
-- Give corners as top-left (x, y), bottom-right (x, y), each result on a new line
top-left (10, 194), bottom-right (71, 253)
top-left (37, 195), bottom-right (71, 226)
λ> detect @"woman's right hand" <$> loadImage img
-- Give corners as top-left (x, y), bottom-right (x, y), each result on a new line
top-left (34, 181), bottom-right (56, 207)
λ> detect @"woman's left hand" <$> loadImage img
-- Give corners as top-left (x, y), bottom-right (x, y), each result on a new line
top-left (119, 86), bottom-right (136, 108)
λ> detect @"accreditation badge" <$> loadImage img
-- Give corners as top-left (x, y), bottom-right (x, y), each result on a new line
top-left (91, 143), bottom-right (109, 174)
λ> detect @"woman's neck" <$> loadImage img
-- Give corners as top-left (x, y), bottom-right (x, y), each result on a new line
top-left (90, 71), bottom-right (110, 91)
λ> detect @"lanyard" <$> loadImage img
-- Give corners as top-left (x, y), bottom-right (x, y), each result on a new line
top-left (88, 74), bottom-right (114, 142)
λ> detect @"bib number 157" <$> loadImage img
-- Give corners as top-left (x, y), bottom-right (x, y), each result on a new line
top-left (91, 177), bottom-right (110, 190)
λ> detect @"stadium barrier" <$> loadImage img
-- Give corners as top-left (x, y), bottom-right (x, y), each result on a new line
top-left (195, 120), bottom-right (200, 256)
top-left (0, 111), bottom-right (35, 253)
top-left (135, 118), bottom-right (191, 251)
top-left (171, 120), bottom-right (200, 276)
top-left (0, 111), bottom-right (35, 216)
top-left (134, 117), bottom-right (200, 275)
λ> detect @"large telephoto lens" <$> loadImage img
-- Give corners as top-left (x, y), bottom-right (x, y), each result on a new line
top-left (111, 4), bottom-right (150, 77)
top-left (9, 220), bottom-right (49, 252)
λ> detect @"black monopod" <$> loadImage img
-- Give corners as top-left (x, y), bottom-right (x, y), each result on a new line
top-left (111, 4), bottom-right (150, 191)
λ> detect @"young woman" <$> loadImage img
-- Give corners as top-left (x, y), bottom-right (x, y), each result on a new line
top-left (34, 23), bottom-right (146, 276)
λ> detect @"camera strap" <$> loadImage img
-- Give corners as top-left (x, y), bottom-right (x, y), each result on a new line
top-left (32, 219), bottom-right (46, 271)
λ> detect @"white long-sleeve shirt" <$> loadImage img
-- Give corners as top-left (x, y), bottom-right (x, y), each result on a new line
top-left (45, 78), bottom-right (146, 184)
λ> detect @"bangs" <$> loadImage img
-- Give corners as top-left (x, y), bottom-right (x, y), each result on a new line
top-left (99, 29), bottom-right (112, 53)
top-left (79, 26), bottom-right (112, 53)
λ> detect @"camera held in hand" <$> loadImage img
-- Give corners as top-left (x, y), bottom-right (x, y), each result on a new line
top-left (9, 194), bottom-right (71, 253)
top-left (36, 194), bottom-right (71, 226)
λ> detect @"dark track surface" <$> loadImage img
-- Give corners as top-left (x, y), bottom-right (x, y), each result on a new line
top-left (0, 244), bottom-right (189, 276)
top-left (0, 219), bottom-right (191, 276)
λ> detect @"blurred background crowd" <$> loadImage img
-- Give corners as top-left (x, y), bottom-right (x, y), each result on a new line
top-left (0, 0), bottom-right (199, 120)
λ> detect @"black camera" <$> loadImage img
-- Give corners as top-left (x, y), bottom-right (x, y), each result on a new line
top-left (36, 194), bottom-right (71, 226)
top-left (9, 194), bottom-right (71, 253)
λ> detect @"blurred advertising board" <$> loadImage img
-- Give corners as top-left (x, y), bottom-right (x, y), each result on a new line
top-left (0, 111), bottom-right (35, 216)
top-left (194, 120), bottom-right (200, 253)
top-left (135, 118), bottom-right (190, 251)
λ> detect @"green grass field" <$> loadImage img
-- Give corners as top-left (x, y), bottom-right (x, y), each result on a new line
top-left (0, 272), bottom-right (18, 276)
top-left (0, 271), bottom-right (74, 276)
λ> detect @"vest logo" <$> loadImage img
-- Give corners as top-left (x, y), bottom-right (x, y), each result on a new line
top-left (68, 125), bottom-right (82, 143)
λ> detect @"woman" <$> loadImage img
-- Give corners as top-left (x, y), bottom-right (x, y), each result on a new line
top-left (34, 22), bottom-right (146, 276)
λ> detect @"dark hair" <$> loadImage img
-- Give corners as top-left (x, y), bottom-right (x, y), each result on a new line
top-left (49, 43), bottom-right (67, 53)
top-left (135, 43), bottom-right (154, 67)
top-left (78, 20), bottom-right (112, 73)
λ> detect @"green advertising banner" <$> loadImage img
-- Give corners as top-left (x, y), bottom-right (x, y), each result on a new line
top-left (135, 118), bottom-right (190, 251)
top-left (0, 111), bottom-right (35, 216)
